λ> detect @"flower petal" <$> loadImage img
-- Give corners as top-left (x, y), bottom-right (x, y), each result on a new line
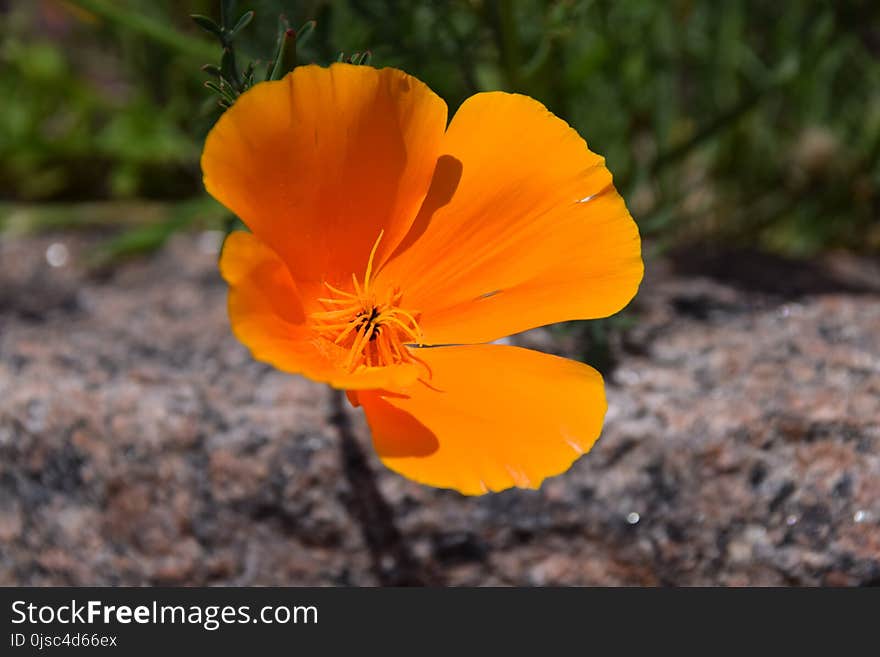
top-left (220, 231), bottom-right (419, 390)
top-left (357, 344), bottom-right (606, 495)
top-left (376, 92), bottom-right (643, 345)
top-left (203, 64), bottom-right (448, 285)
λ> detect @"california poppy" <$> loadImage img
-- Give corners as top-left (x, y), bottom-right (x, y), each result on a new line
top-left (202, 64), bottom-right (643, 495)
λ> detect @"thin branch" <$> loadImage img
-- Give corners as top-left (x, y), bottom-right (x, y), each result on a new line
top-left (330, 389), bottom-right (441, 586)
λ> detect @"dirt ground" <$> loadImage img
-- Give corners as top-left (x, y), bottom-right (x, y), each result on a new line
top-left (1, 231), bottom-right (878, 586)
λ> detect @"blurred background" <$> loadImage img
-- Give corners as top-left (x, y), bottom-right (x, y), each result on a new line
top-left (1, 1), bottom-right (878, 586)
top-left (4, 0), bottom-right (880, 253)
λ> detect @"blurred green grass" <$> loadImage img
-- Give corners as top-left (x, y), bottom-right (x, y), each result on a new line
top-left (2, 0), bottom-right (879, 256)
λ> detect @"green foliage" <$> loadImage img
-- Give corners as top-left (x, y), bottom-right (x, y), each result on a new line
top-left (2, 0), bottom-right (878, 254)
top-left (1, 2), bottom-right (205, 201)
top-left (315, 0), bottom-right (880, 255)
top-left (191, 4), bottom-right (317, 107)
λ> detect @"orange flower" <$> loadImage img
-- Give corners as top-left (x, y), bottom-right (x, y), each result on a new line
top-left (202, 64), bottom-right (643, 495)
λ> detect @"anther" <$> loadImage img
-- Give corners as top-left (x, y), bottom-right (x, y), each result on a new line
top-left (309, 230), bottom-right (423, 372)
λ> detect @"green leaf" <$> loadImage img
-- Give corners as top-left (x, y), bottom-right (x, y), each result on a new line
top-left (229, 10), bottom-right (254, 39)
top-left (191, 14), bottom-right (223, 40)
top-left (204, 80), bottom-right (237, 103)
top-left (242, 61), bottom-right (255, 89)
top-left (346, 52), bottom-right (372, 66)
top-left (220, 0), bottom-right (236, 30)
top-left (265, 14), bottom-right (292, 81)
top-left (269, 29), bottom-right (298, 80)
top-left (220, 47), bottom-right (241, 89)
top-left (296, 20), bottom-right (316, 46)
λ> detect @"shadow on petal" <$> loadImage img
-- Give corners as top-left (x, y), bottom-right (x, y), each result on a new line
top-left (386, 154), bottom-right (463, 262)
top-left (364, 395), bottom-right (440, 458)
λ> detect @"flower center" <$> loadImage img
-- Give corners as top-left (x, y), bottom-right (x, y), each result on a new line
top-left (309, 231), bottom-right (424, 371)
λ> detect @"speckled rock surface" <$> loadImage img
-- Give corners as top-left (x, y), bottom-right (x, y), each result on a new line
top-left (1, 232), bottom-right (878, 586)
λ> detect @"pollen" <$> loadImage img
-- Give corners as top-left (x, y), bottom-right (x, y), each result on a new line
top-left (309, 231), bottom-right (425, 371)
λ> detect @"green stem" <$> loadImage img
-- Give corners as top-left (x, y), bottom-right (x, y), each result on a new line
top-left (649, 90), bottom-right (764, 174)
top-left (489, 0), bottom-right (522, 90)
top-left (269, 29), bottom-right (298, 80)
top-left (65, 0), bottom-right (216, 60)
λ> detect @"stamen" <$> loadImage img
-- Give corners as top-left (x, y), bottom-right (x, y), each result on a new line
top-left (309, 230), bottom-right (425, 374)
top-left (387, 334), bottom-right (403, 360)
top-left (377, 333), bottom-right (394, 364)
top-left (384, 308), bottom-right (423, 343)
top-left (310, 307), bottom-right (362, 320)
top-left (322, 280), bottom-right (358, 299)
top-left (333, 320), bottom-right (362, 344)
top-left (380, 315), bottom-right (422, 343)
top-left (363, 229), bottom-right (384, 297)
top-left (346, 323), bottom-right (370, 370)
